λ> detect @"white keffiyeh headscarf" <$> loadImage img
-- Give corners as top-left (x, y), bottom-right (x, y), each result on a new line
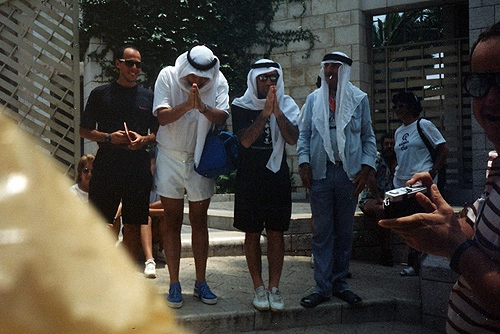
top-left (173, 45), bottom-right (221, 166)
top-left (312, 52), bottom-right (366, 164)
top-left (232, 59), bottom-right (299, 172)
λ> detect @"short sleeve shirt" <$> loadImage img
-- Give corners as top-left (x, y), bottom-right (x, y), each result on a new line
top-left (394, 119), bottom-right (445, 187)
top-left (81, 82), bottom-right (158, 139)
top-left (231, 104), bottom-right (285, 170)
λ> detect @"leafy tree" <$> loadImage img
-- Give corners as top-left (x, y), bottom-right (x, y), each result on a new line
top-left (372, 7), bottom-right (443, 47)
top-left (79, 0), bottom-right (315, 96)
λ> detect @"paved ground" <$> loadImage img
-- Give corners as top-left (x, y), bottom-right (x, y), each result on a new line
top-left (244, 321), bottom-right (442, 334)
top-left (141, 253), bottom-right (442, 333)
top-left (132, 195), bottom-right (445, 333)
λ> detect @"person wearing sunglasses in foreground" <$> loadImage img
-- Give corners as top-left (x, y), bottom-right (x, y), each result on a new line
top-left (380, 22), bottom-right (500, 333)
top-left (297, 52), bottom-right (377, 308)
top-left (231, 59), bottom-right (299, 312)
top-left (80, 45), bottom-right (159, 263)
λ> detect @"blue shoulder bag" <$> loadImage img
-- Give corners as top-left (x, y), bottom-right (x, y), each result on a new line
top-left (195, 127), bottom-right (239, 179)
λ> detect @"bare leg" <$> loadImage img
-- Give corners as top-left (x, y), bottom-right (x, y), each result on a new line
top-left (160, 196), bottom-right (184, 284)
top-left (122, 223), bottom-right (141, 261)
top-left (266, 230), bottom-right (284, 290)
top-left (245, 232), bottom-right (265, 289)
top-left (189, 198), bottom-right (211, 284)
top-left (141, 217), bottom-right (154, 260)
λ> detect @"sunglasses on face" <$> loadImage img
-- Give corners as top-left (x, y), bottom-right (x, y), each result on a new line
top-left (463, 71), bottom-right (500, 98)
top-left (82, 168), bottom-right (93, 174)
top-left (119, 59), bottom-right (142, 69)
top-left (257, 74), bottom-right (279, 83)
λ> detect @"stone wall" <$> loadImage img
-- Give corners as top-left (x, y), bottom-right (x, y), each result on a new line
top-left (82, 0), bottom-right (496, 201)
top-left (267, 0), bottom-right (371, 196)
top-left (266, 0), bottom-right (472, 197)
top-left (283, 208), bottom-right (410, 265)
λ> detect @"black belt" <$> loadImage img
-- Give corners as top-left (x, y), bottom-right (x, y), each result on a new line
top-left (327, 160), bottom-right (343, 166)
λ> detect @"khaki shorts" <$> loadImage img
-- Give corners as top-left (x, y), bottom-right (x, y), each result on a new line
top-left (154, 148), bottom-right (215, 201)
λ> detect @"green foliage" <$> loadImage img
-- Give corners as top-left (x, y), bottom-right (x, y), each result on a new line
top-left (372, 7), bottom-right (443, 47)
top-left (215, 171), bottom-right (236, 194)
top-left (79, 0), bottom-right (315, 96)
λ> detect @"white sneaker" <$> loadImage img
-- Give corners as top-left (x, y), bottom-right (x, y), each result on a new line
top-left (144, 259), bottom-right (156, 278)
top-left (269, 287), bottom-right (284, 312)
top-left (253, 286), bottom-right (269, 311)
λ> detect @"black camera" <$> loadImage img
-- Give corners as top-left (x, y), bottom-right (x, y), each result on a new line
top-left (383, 185), bottom-right (427, 219)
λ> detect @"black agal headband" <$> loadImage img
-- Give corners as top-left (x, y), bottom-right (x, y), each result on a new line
top-left (322, 53), bottom-right (353, 66)
top-left (251, 62), bottom-right (280, 70)
top-left (187, 47), bottom-right (218, 71)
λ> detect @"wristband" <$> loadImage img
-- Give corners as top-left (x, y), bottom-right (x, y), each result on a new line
top-left (449, 239), bottom-right (477, 274)
top-left (105, 133), bottom-right (111, 143)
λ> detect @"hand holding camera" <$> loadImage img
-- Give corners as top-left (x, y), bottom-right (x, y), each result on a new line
top-left (383, 185), bottom-right (427, 219)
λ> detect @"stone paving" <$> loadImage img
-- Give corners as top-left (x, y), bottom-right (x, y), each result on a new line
top-left (144, 253), bottom-right (441, 333)
top-left (137, 195), bottom-right (445, 333)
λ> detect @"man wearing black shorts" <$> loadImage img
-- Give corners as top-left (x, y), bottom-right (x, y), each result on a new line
top-left (231, 59), bottom-right (299, 312)
top-left (80, 45), bottom-right (158, 261)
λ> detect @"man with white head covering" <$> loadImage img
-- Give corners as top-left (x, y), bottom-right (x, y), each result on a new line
top-left (232, 59), bottom-right (299, 312)
top-left (297, 52), bottom-right (376, 308)
top-left (153, 45), bottom-right (229, 308)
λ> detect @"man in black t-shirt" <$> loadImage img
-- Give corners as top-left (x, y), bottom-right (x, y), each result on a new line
top-left (231, 59), bottom-right (299, 312)
top-left (80, 45), bottom-right (158, 262)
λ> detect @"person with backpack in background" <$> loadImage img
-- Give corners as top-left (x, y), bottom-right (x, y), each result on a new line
top-left (392, 91), bottom-right (448, 189)
top-left (392, 91), bottom-right (448, 276)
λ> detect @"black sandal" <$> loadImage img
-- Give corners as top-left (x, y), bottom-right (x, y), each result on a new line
top-left (300, 293), bottom-right (330, 308)
top-left (332, 290), bottom-right (362, 305)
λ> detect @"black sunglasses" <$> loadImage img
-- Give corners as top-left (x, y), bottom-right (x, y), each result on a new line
top-left (257, 74), bottom-right (279, 83)
top-left (463, 71), bottom-right (500, 98)
top-left (119, 59), bottom-right (142, 69)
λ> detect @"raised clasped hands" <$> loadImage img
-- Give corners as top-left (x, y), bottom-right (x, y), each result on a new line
top-left (263, 85), bottom-right (277, 118)
top-left (378, 172), bottom-right (468, 258)
top-left (188, 83), bottom-right (206, 113)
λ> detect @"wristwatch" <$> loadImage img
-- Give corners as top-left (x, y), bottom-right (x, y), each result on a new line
top-left (105, 133), bottom-right (111, 143)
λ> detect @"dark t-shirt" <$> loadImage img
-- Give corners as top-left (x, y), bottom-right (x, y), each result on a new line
top-left (231, 104), bottom-right (287, 172)
top-left (231, 104), bottom-right (291, 231)
top-left (81, 82), bottom-right (158, 139)
top-left (81, 82), bottom-right (157, 224)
